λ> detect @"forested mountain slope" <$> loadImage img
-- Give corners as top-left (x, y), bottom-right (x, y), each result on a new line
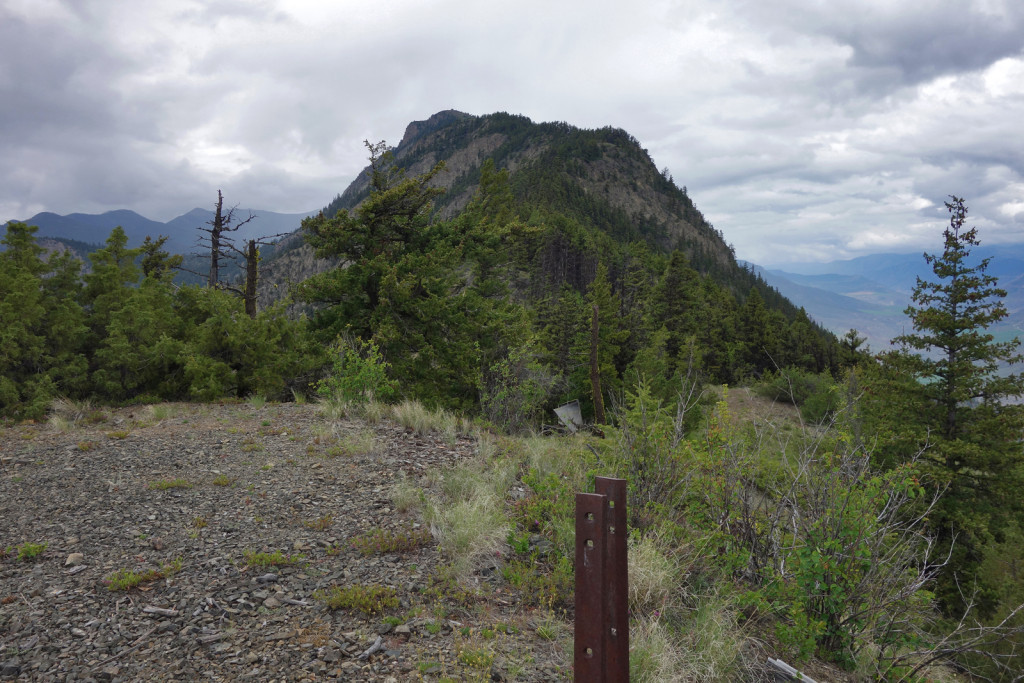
top-left (262, 110), bottom-right (816, 325)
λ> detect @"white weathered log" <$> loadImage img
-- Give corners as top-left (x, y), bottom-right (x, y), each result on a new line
top-left (767, 658), bottom-right (820, 683)
top-left (142, 606), bottom-right (179, 617)
top-left (357, 635), bottom-right (384, 660)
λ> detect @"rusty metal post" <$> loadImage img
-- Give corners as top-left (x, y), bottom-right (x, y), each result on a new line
top-left (575, 478), bottom-right (629, 682)
top-left (595, 476), bottom-right (628, 681)
top-left (574, 492), bottom-right (607, 681)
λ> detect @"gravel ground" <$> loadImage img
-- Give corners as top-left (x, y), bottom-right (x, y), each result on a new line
top-left (0, 402), bottom-right (571, 682)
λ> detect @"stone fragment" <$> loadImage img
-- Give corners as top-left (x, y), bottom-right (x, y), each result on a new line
top-left (64, 553), bottom-right (85, 567)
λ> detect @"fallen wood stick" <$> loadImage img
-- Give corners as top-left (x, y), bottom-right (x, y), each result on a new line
top-left (767, 658), bottom-right (820, 683)
top-left (357, 635), bottom-right (384, 660)
top-left (142, 606), bottom-right (179, 617)
top-left (92, 626), bottom-right (158, 670)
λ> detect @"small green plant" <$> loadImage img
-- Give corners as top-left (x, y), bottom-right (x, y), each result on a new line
top-left (247, 394), bottom-right (267, 409)
top-left (535, 611), bottom-right (560, 641)
top-left (327, 429), bottom-right (377, 458)
top-left (350, 526), bottom-right (432, 555)
top-left (417, 661), bottom-right (442, 676)
top-left (16, 542), bottom-right (47, 561)
top-left (325, 543), bottom-right (341, 556)
top-left (105, 558), bottom-right (182, 591)
top-left (457, 644), bottom-right (494, 669)
top-left (147, 478), bottom-right (191, 491)
top-left (425, 621), bottom-right (442, 635)
top-left (241, 550), bottom-right (304, 568)
top-left (383, 615), bottom-right (402, 626)
top-left (314, 584), bottom-right (398, 614)
top-left (106, 429), bottom-right (130, 439)
top-left (304, 515), bottom-right (334, 531)
top-left (241, 439), bottom-right (264, 452)
top-left (191, 516), bottom-right (208, 529)
top-left (146, 404), bottom-right (175, 422)
top-left (211, 474), bottom-right (232, 487)
top-left (77, 441), bottom-right (96, 451)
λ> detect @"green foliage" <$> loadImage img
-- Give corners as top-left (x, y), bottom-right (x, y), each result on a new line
top-left (865, 197), bottom-right (1024, 618)
top-left (600, 379), bottom-right (698, 526)
top-left (146, 478), bottom-right (192, 490)
top-left (478, 341), bottom-right (557, 433)
top-left (15, 542), bottom-right (47, 561)
top-left (105, 558), bottom-right (182, 591)
top-left (754, 367), bottom-right (838, 423)
top-left (316, 335), bottom-right (396, 405)
top-left (314, 584), bottom-right (398, 614)
top-left (350, 526), bottom-right (432, 555)
top-left (241, 550), bottom-right (305, 568)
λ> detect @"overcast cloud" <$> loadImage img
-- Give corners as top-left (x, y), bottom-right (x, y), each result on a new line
top-left (2, 0), bottom-right (1022, 265)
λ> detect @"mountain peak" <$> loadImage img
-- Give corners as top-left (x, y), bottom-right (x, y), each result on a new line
top-left (399, 110), bottom-right (474, 148)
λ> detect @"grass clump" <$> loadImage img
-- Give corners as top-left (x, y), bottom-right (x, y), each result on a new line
top-left (105, 558), bottom-right (182, 591)
top-left (147, 478), bottom-right (191, 491)
top-left (325, 429), bottom-right (377, 458)
top-left (303, 515), bottom-right (334, 531)
top-left (211, 474), bottom-right (232, 487)
top-left (424, 458), bottom-right (513, 579)
top-left (145, 403), bottom-right (177, 423)
top-left (391, 475), bottom-right (425, 513)
top-left (627, 533), bottom-right (678, 612)
top-left (390, 399), bottom-right (471, 438)
top-left (241, 549), bottom-right (304, 568)
top-left (246, 393), bottom-right (268, 409)
top-left (48, 398), bottom-right (104, 431)
top-left (314, 584), bottom-right (398, 614)
top-left (350, 526), bottom-right (432, 555)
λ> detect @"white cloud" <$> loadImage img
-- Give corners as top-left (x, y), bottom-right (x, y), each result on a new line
top-left (1, 0), bottom-right (1022, 263)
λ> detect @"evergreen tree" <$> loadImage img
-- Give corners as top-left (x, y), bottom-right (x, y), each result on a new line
top-left (737, 287), bottom-right (784, 378)
top-left (0, 223), bottom-right (52, 415)
top-left (874, 197), bottom-right (1024, 615)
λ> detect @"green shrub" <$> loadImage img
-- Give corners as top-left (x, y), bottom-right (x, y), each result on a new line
top-left (754, 368), bottom-right (837, 423)
top-left (478, 342), bottom-right (557, 433)
top-left (16, 542), bottom-right (47, 561)
top-left (314, 584), bottom-right (398, 614)
top-left (317, 335), bottom-right (396, 405)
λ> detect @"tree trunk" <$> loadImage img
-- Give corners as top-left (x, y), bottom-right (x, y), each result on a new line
top-left (590, 303), bottom-right (605, 424)
top-left (244, 239), bottom-right (258, 318)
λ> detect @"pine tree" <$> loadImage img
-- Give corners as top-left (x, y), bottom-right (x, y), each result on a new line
top-left (881, 197), bottom-right (1024, 615)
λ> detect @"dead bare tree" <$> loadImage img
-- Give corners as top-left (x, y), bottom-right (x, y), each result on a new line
top-left (222, 235), bottom-right (287, 318)
top-left (199, 190), bottom-right (256, 288)
top-left (179, 190), bottom-right (288, 317)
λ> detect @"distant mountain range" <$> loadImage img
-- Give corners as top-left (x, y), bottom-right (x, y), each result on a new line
top-left (5, 207), bottom-right (314, 255)
top-left (754, 245), bottom-right (1024, 351)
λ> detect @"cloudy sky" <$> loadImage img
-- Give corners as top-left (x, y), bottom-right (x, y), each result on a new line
top-left (2, 0), bottom-right (1023, 265)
